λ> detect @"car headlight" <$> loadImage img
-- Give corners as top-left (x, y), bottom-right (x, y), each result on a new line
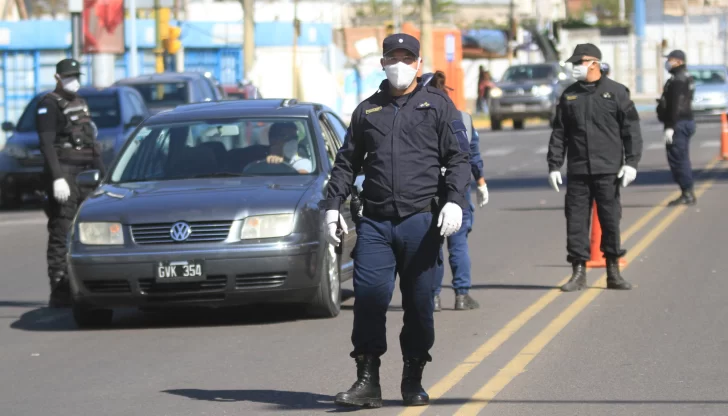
top-left (241, 214), bottom-right (294, 239)
top-left (79, 222), bottom-right (124, 245)
top-left (3, 143), bottom-right (28, 159)
top-left (533, 85), bottom-right (554, 96)
top-left (490, 87), bottom-right (503, 98)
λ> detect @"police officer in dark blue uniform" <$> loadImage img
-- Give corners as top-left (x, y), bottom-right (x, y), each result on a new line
top-left (322, 33), bottom-right (470, 408)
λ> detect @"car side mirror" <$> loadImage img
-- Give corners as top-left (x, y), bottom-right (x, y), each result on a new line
top-left (2, 121), bottom-right (14, 132)
top-left (125, 115), bottom-right (145, 129)
top-left (77, 169), bottom-right (101, 187)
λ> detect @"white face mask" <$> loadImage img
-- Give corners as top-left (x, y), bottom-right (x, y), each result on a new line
top-left (282, 140), bottom-right (298, 160)
top-left (58, 76), bottom-right (80, 93)
top-left (384, 59), bottom-right (420, 90)
top-left (572, 62), bottom-right (594, 81)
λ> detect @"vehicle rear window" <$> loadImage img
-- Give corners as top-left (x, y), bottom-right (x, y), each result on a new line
top-left (501, 65), bottom-right (555, 81)
top-left (688, 69), bottom-right (727, 85)
top-left (110, 117), bottom-right (318, 183)
top-left (126, 82), bottom-right (189, 108)
top-left (15, 92), bottom-right (121, 132)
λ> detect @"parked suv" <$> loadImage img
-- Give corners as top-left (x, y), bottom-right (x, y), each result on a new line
top-left (114, 72), bottom-right (224, 115)
top-left (488, 62), bottom-right (573, 130)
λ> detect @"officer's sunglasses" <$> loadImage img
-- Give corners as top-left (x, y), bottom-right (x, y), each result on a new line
top-left (382, 55), bottom-right (417, 65)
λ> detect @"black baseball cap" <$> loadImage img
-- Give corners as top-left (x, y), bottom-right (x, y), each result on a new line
top-left (566, 43), bottom-right (602, 63)
top-left (665, 50), bottom-right (686, 61)
top-left (56, 58), bottom-right (82, 77)
top-left (383, 33), bottom-right (420, 57)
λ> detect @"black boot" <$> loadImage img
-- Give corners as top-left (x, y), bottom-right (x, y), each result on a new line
top-left (334, 354), bottom-right (382, 408)
top-left (48, 271), bottom-right (72, 308)
top-left (455, 293), bottom-right (480, 310)
top-left (561, 262), bottom-right (587, 292)
top-left (434, 295), bottom-right (441, 312)
top-left (401, 357), bottom-right (429, 406)
top-left (606, 257), bottom-right (632, 290)
top-left (668, 189), bottom-right (697, 206)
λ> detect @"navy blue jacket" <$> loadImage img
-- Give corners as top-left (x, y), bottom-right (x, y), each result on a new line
top-left (323, 78), bottom-right (470, 218)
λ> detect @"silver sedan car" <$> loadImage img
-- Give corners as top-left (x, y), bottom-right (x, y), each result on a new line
top-left (688, 65), bottom-right (728, 120)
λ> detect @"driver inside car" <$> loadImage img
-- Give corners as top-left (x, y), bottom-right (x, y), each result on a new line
top-left (265, 121), bottom-right (312, 174)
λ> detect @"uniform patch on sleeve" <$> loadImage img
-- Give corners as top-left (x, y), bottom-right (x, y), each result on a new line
top-left (37, 107), bottom-right (47, 114)
top-left (449, 119), bottom-right (469, 152)
top-left (565, 95), bottom-right (578, 101)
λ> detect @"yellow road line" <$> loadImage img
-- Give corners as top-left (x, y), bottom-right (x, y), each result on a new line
top-left (398, 157), bottom-right (721, 416)
top-left (454, 163), bottom-right (721, 415)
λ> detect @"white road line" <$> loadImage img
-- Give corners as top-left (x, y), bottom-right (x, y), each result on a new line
top-left (0, 218), bottom-right (46, 227)
top-left (700, 140), bottom-right (720, 148)
top-left (646, 143), bottom-right (665, 150)
top-left (483, 147), bottom-right (515, 157)
top-left (535, 146), bottom-right (548, 154)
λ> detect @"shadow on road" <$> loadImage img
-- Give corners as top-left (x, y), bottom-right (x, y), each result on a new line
top-left (10, 289), bottom-right (356, 332)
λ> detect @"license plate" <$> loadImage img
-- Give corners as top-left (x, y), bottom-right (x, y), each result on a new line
top-left (155, 260), bottom-right (205, 282)
top-left (512, 104), bottom-right (526, 112)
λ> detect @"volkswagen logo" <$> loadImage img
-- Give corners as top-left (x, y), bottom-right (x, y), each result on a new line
top-left (170, 222), bottom-right (192, 242)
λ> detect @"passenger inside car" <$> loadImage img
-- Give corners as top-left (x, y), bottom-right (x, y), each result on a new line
top-left (265, 122), bottom-right (312, 174)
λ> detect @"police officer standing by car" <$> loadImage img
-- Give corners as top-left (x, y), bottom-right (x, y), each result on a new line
top-left (36, 58), bottom-right (105, 308)
top-left (322, 33), bottom-right (470, 408)
top-left (547, 44), bottom-right (643, 292)
top-left (657, 49), bottom-right (697, 206)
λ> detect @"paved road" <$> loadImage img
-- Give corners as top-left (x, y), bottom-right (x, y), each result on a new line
top-left (2, 117), bottom-right (728, 416)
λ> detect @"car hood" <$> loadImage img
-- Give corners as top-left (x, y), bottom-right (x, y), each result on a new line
top-left (78, 175), bottom-right (318, 224)
top-left (694, 83), bottom-right (728, 95)
top-left (496, 79), bottom-right (554, 89)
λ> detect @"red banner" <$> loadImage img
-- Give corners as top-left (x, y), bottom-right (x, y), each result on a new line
top-left (82, 0), bottom-right (125, 54)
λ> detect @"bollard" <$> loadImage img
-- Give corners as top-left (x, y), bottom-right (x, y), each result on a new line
top-left (721, 113), bottom-right (728, 160)
top-left (585, 203), bottom-right (627, 268)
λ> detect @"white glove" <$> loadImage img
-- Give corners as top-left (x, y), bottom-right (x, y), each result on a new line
top-left (548, 171), bottom-right (562, 192)
top-left (617, 165), bottom-right (637, 187)
top-left (663, 128), bottom-right (674, 145)
top-left (324, 210), bottom-right (348, 246)
top-left (437, 202), bottom-right (462, 237)
top-left (476, 183), bottom-right (489, 207)
top-left (53, 178), bottom-right (71, 203)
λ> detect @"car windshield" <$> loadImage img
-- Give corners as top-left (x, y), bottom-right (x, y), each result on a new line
top-left (15, 92), bottom-right (121, 132)
top-left (688, 69), bottom-right (727, 85)
top-left (501, 65), bottom-right (554, 81)
top-left (126, 82), bottom-right (189, 108)
top-left (109, 118), bottom-right (318, 183)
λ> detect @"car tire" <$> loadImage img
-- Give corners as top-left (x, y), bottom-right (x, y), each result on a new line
top-left (490, 117), bottom-right (502, 131)
top-left (72, 303), bottom-right (114, 328)
top-left (307, 242), bottom-right (341, 318)
top-left (513, 120), bottom-right (525, 130)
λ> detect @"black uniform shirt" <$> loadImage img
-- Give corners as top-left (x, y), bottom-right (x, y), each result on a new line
top-left (323, 79), bottom-right (470, 219)
top-left (658, 66), bottom-right (694, 128)
top-left (547, 76), bottom-right (643, 175)
top-left (36, 89), bottom-right (103, 180)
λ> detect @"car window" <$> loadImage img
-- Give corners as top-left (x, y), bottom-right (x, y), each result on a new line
top-left (126, 82), bottom-right (189, 109)
top-left (501, 65), bottom-right (555, 81)
top-left (324, 112), bottom-right (347, 145)
top-left (126, 91), bottom-right (146, 117)
top-left (15, 95), bottom-right (42, 132)
top-left (120, 92), bottom-right (135, 124)
top-left (687, 69), bottom-right (727, 85)
top-left (198, 78), bottom-right (216, 101)
top-left (318, 116), bottom-right (339, 167)
top-left (110, 117), bottom-right (318, 183)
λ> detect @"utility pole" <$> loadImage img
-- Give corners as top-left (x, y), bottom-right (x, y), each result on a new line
top-left (155, 0), bottom-right (165, 73)
top-left (420, 0), bottom-right (433, 73)
top-left (69, 0), bottom-right (82, 60)
top-left (392, 0), bottom-right (402, 32)
top-left (292, 0), bottom-right (300, 99)
top-left (619, 0), bottom-right (625, 22)
top-left (683, 0), bottom-right (690, 50)
top-left (243, 0), bottom-right (255, 81)
top-left (508, 0), bottom-right (515, 65)
top-left (129, 0), bottom-right (139, 76)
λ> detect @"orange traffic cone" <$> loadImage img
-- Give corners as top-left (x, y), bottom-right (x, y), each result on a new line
top-left (720, 113), bottom-right (728, 160)
top-left (585, 203), bottom-right (627, 268)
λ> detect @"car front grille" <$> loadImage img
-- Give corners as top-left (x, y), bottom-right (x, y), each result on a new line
top-left (130, 221), bottom-right (233, 245)
top-left (138, 275), bottom-right (228, 294)
top-left (83, 279), bottom-right (132, 293)
top-left (503, 87), bottom-right (533, 96)
top-left (235, 273), bottom-right (287, 290)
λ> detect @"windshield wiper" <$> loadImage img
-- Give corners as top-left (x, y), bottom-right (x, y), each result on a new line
top-left (190, 172), bottom-right (254, 178)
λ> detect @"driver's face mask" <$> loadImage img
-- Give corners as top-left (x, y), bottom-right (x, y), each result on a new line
top-left (282, 139), bottom-right (298, 160)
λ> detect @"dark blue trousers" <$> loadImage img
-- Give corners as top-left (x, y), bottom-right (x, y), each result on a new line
top-left (434, 186), bottom-right (474, 296)
top-left (351, 211), bottom-right (443, 362)
top-left (667, 120), bottom-right (696, 191)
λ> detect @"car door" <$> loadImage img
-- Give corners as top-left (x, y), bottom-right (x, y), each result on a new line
top-left (318, 113), bottom-right (355, 279)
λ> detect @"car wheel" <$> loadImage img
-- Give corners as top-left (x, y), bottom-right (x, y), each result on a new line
top-left (513, 120), bottom-right (525, 130)
top-left (72, 303), bottom-right (113, 328)
top-left (307, 242), bottom-right (341, 318)
top-left (490, 117), bottom-right (502, 131)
